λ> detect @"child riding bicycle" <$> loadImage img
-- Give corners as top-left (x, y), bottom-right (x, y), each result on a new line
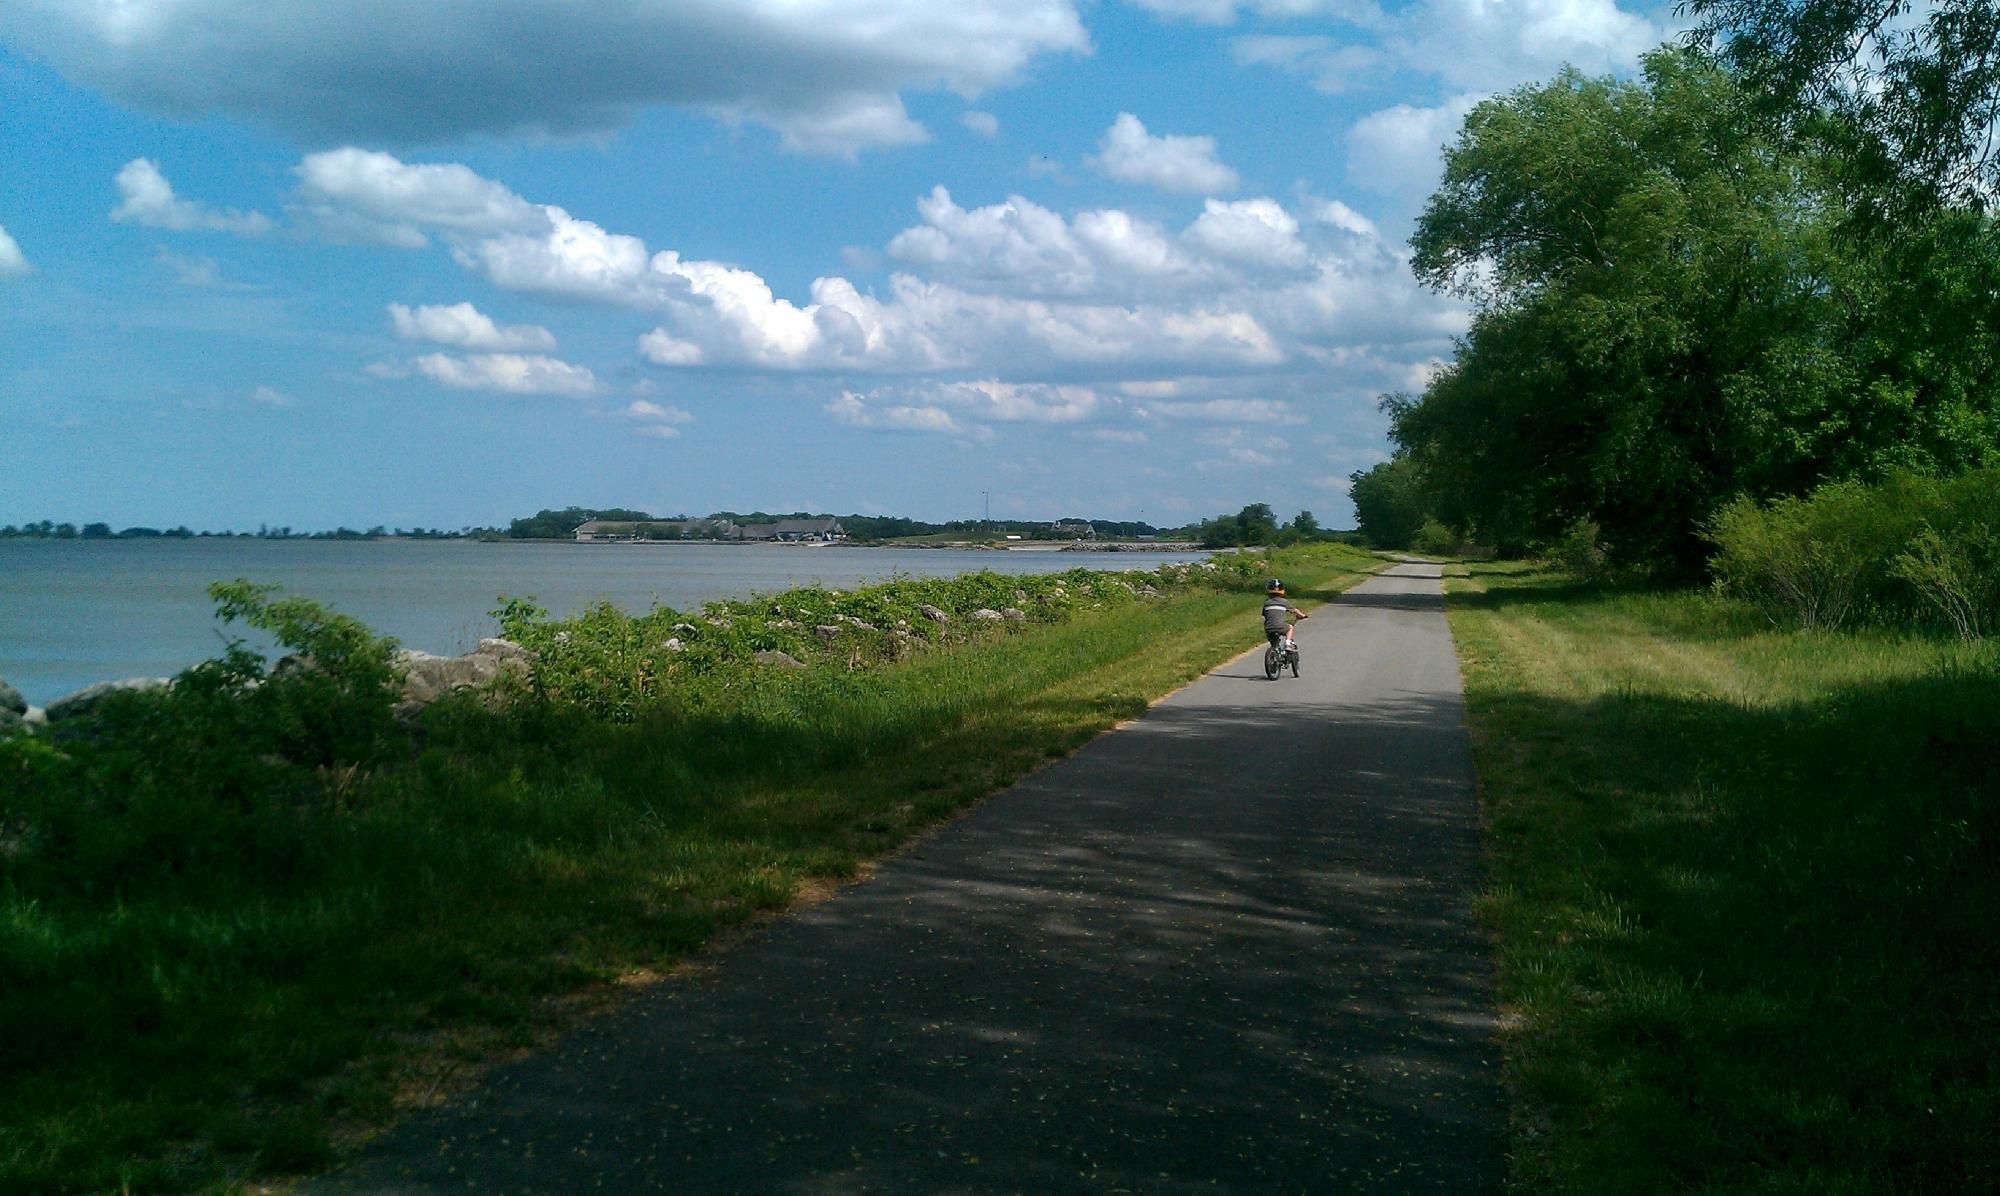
top-left (1262, 579), bottom-right (1306, 650)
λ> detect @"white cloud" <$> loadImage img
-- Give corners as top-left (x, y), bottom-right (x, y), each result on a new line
top-left (300, 151), bottom-right (1455, 405)
top-left (1346, 94), bottom-right (1482, 197)
top-left (388, 302), bottom-right (556, 352)
top-left (152, 246), bottom-right (222, 286)
top-left (1231, 34), bottom-right (1386, 92)
top-left (111, 159), bottom-right (274, 236)
top-left (1088, 113), bottom-right (1239, 195)
top-left (1184, 198), bottom-right (1309, 272)
top-left (1312, 197), bottom-right (1379, 239)
top-left (1077, 427), bottom-right (1149, 444)
top-left (4, 1), bottom-right (1089, 155)
top-left (960, 110), bottom-right (1000, 137)
top-left (828, 379), bottom-right (1100, 437)
top-left (0, 225), bottom-right (30, 278)
top-left (1214, 0), bottom-right (1658, 95)
top-left (295, 148), bottom-right (542, 248)
top-left (1400, 0), bottom-right (1658, 92)
top-left (888, 186), bottom-right (1106, 296)
top-left (407, 352), bottom-right (601, 397)
top-left (249, 385), bottom-right (294, 408)
top-left (634, 424), bottom-right (682, 439)
top-left (627, 399), bottom-right (694, 424)
top-left (826, 391), bottom-right (979, 437)
top-left (1139, 397), bottom-right (1302, 424)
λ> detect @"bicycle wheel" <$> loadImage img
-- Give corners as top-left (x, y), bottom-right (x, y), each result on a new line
top-left (1289, 651), bottom-right (1300, 678)
top-left (1263, 645), bottom-right (1280, 680)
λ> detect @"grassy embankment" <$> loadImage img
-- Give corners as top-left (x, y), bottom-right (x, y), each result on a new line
top-left (1447, 561), bottom-right (1997, 1192)
top-left (0, 545), bottom-right (1377, 1192)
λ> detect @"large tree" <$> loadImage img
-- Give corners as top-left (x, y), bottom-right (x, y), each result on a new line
top-left (1394, 49), bottom-right (2000, 569)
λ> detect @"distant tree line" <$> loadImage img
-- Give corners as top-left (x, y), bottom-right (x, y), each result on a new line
top-left (504, 507), bottom-right (1185, 541)
top-left (0, 521), bottom-right (478, 540)
top-left (1190, 504), bottom-right (1346, 549)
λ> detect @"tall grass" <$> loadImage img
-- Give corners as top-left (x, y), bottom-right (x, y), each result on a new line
top-left (0, 545), bottom-right (1376, 1191)
top-left (1447, 562), bottom-right (1998, 1191)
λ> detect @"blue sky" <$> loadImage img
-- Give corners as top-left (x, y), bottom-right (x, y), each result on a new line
top-left (0, 0), bottom-right (1672, 530)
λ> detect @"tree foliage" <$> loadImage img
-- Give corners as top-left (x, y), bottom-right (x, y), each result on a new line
top-left (1391, 50), bottom-right (2000, 569)
top-left (1348, 454), bottom-right (1434, 550)
top-left (1689, 0), bottom-right (2000, 213)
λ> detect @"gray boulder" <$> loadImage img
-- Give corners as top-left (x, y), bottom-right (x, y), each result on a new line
top-left (754, 649), bottom-right (806, 669)
top-left (45, 678), bottom-right (171, 721)
top-left (919, 604), bottom-right (949, 624)
top-left (970, 608), bottom-right (1004, 622)
top-left (1000, 607), bottom-right (1027, 622)
top-left (24, 706), bottom-right (47, 726)
top-left (0, 707), bottom-right (22, 736)
top-left (0, 677), bottom-right (24, 715)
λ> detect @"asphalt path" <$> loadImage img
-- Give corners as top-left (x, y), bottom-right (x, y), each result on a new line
top-left (315, 562), bottom-right (1502, 1194)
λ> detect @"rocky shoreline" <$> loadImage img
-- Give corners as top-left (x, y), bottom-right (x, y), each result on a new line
top-left (0, 637), bottom-right (537, 736)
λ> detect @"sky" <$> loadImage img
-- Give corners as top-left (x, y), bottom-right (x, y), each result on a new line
top-left (0, 0), bottom-right (1674, 531)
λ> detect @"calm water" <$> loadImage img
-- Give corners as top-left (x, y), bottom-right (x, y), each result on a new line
top-left (0, 539), bottom-right (1208, 706)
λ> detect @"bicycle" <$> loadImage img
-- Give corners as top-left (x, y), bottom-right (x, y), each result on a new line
top-left (1263, 632), bottom-right (1300, 680)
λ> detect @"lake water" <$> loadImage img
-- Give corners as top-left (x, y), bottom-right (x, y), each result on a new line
top-left (0, 540), bottom-right (1209, 706)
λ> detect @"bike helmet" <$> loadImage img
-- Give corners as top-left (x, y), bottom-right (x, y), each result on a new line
top-left (1266, 579), bottom-right (1285, 595)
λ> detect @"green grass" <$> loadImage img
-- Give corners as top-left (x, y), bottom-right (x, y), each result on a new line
top-left (1445, 561), bottom-right (1999, 1192)
top-left (0, 546), bottom-right (1376, 1192)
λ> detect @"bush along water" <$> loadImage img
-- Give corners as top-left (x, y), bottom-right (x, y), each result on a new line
top-left (1705, 468), bottom-right (2000, 637)
top-left (491, 557), bottom-right (1268, 720)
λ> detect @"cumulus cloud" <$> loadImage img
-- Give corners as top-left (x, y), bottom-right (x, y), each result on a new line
top-left (826, 391), bottom-right (980, 438)
top-left (960, 110), bottom-right (1000, 137)
top-left (624, 399), bottom-right (694, 437)
top-left (111, 159), bottom-right (274, 235)
top-left (1346, 94), bottom-right (1483, 197)
top-left (249, 385), bottom-right (295, 408)
top-left (1183, 198), bottom-right (1309, 272)
top-left (295, 148), bottom-right (542, 248)
top-left (0, 224), bottom-right (28, 278)
top-left (299, 150), bottom-right (1457, 413)
top-left (388, 302), bottom-right (556, 352)
top-left (827, 379), bottom-right (1104, 438)
top-left (3, 1), bottom-right (1089, 154)
top-left (1088, 113), bottom-right (1239, 195)
top-left (404, 352), bottom-right (600, 397)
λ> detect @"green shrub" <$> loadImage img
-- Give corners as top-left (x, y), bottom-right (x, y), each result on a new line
top-left (1412, 518), bottom-right (1459, 555)
top-left (1549, 520), bottom-right (1610, 581)
top-left (1707, 469), bottom-right (2000, 634)
top-left (1888, 471), bottom-right (2000, 641)
top-left (491, 558), bottom-right (1286, 721)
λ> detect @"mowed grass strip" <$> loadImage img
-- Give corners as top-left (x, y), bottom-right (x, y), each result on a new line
top-left (0, 547), bottom-right (1376, 1193)
top-left (1445, 561), bottom-right (1999, 1193)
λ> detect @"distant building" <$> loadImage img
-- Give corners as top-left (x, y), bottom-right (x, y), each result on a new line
top-left (766, 517), bottom-right (847, 542)
top-left (1051, 520), bottom-right (1096, 539)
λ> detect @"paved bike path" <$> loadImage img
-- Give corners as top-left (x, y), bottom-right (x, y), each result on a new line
top-left (318, 562), bottom-right (1502, 1193)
